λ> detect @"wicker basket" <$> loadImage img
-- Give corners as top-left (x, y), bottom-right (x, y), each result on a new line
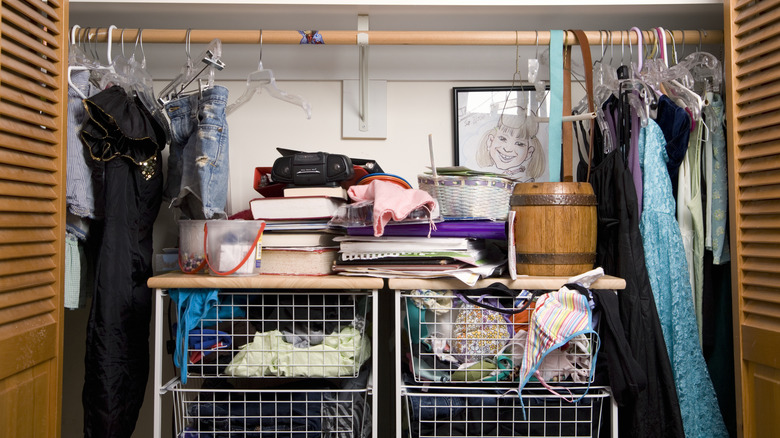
top-left (418, 174), bottom-right (515, 220)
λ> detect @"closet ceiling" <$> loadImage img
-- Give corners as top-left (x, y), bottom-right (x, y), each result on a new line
top-left (68, 2), bottom-right (724, 81)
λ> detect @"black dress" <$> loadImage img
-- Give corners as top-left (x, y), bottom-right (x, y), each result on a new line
top-left (576, 119), bottom-right (685, 438)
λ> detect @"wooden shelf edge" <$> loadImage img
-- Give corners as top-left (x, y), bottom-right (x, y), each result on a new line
top-left (147, 271), bottom-right (384, 290)
top-left (388, 275), bottom-right (626, 291)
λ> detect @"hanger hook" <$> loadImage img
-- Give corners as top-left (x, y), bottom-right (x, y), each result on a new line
top-left (620, 31), bottom-right (625, 65)
top-left (70, 25), bottom-right (81, 46)
top-left (120, 28), bottom-right (126, 58)
top-left (257, 29), bottom-right (264, 67)
top-left (665, 29), bottom-right (678, 64)
top-left (698, 29), bottom-right (705, 52)
top-left (185, 28), bottom-right (192, 67)
top-left (107, 25), bottom-right (116, 64)
top-left (534, 30), bottom-right (539, 59)
top-left (133, 28), bottom-right (146, 66)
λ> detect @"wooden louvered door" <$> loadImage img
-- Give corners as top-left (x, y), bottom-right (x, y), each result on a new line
top-left (724, 0), bottom-right (780, 436)
top-left (0, 0), bottom-right (68, 436)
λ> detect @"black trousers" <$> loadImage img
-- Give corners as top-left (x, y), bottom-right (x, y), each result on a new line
top-left (83, 156), bottom-right (162, 437)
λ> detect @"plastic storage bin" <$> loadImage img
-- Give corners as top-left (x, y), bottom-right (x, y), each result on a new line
top-left (178, 220), bottom-right (207, 274)
top-left (204, 219), bottom-right (265, 276)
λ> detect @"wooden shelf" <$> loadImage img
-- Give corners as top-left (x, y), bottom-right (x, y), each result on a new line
top-left (147, 271), bottom-right (384, 290)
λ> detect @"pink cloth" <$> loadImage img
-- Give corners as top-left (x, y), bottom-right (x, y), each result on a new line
top-left (348, 180), bottom-right (436, 236)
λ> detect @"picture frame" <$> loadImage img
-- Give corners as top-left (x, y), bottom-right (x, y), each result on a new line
top-left (453, 86), bottom-right (550, 182)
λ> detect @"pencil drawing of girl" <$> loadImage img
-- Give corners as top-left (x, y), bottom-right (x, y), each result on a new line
top-left (475, 114), bottom-right (546, 182)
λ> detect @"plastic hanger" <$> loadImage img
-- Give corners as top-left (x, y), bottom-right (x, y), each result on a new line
top-left (68, 25), bottom-right (116, 99)
top-left (157, 36), bottom-right (225, 106)
top-left (226, 30), bottom-right (312, 118)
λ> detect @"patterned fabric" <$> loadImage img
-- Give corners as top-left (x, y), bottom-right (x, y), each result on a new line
top-left (638, 120), bottom-right (728, 438)
top-left (452, 297), bottom-right (510, 364)
top-left (709, 94), bottom-right (730, 264)
top-left (517, 285), bottom-right (596, 400)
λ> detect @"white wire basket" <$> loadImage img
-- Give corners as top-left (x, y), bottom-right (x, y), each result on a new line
top-left (170, 379), bottom-right (371, 437)
top-left (402, 290), bottom-right (597, 385)
top-left (403, 385), bottom-right (610, 438)
top-left (417, 174), bottom-right (514, 220)
top-left (177, 290), bottom-right (372, 379)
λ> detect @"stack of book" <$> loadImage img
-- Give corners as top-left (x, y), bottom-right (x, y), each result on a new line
top-left (332, 219), bottom-right (510, 284)
top-left (249, 186), bottom-right (347, 275)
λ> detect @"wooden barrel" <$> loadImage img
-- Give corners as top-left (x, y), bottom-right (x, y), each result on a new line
top-left (510, 182), bottom-right (597, 276)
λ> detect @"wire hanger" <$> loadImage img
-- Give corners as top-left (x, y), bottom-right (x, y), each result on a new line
top-left (226, 30), bottom-right (312, 118)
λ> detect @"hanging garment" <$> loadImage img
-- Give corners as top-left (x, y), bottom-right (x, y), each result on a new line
top-left (654, 95), bottom-right (691, 201)
top-left (163, 85), bottom-right (230, 220)
top-left (637, 119), bottom-right (729, 438)
top-left (81, 86), bottom-right (165, 438)
top-left (66, 69), bottom-right (100, 219)
top-left (575, 122), bottom-right (684, 438)
top-left (708, 94), bottom-right (730, 265)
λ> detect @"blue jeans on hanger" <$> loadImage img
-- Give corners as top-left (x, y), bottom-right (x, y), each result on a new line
top-left (164, 85), bottom-right (230, 220)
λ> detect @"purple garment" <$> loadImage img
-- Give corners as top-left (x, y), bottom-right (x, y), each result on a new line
top-left (627, 112), bottom-right (643, 216)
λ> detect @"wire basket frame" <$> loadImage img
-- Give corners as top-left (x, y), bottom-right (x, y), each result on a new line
top-left (403, 385), bottom-right (609, 438)
top-left (402, 291), bottom-right (597, 385)
top-left (178, 290), bottom-right (372, 379)
top-left (171, 380), bottom-right (371, 437)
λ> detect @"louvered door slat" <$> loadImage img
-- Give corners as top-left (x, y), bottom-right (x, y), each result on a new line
top-left (4, 0), bottom-right (61, 36)
top-left (738, 125), bottom-right (780, 146)
top-left (742, 214), bottom-right (780, 229)
top-left (741, 153), bottom-right (780, 172)
top-left (1, 4), bottom-right (59, 49)
top-left (0, 197), bottom-right (57, 214)
top-left (737, 35), bottom-right (780, 65)
top-left (0, 243), bottom-right (56, 260)
top-left (740, 172), bottom-right (780, 188)
top-left (736, 0), bottom-right (780, 24)
top-left (736, 50), bottom-right (780, 78)
top-left (0, 119), bottom-right (58, 144)
top-left (0, 54), bottom-right (59, 89)
top-left (743, 287), bottom-right (780, 305)
top-left (0, 180), bottom-right (56, 199)
top-left (2, 26), bottom-right (59, 64)
top-left (0, 257), bottom-right (57, 277)
top-left (0, 163), bottom-right (57, 186)
top-left (0, 148), bottom-right (58, 173)
top-left (0, 213), bottom-right (58, 228)
top-left (735, 78), bottom-right (780, 104)
top-left (738, 110), bottom-right (780, 132)
top-left (0, 38), bottom-right (58, 76)
top-left (0, 133), bottom-right (57, 158)
top-left (0, 84), bottom-right (58, 116)
top-left (738, 140), bottom-right (780, 160)
top-left (0, 71), bottom-right (59, 103)
top-left (0, 286), bottom-right (55, 309)
top-left (735, 6), bottom-right (780, 38)
top-left (0, 229), bottom-right (55, 245)
top-left (737, 64), bottom-right (780, 91)
top-left (0, 102), bottom-right (57, 131)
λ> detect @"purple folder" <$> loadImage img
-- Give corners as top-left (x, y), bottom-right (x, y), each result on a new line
top-left (346, 220), bottom-right (507, 240)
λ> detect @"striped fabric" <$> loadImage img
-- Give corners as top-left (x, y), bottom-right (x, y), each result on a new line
top-left (517, 285), bottom-right (595, 396)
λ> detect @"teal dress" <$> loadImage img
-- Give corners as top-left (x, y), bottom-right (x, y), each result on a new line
top-left (638, 120), bottom-right (728, 438)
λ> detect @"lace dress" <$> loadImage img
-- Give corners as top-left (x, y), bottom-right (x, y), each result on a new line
top-left (638, 119), bottom-right (728, 438)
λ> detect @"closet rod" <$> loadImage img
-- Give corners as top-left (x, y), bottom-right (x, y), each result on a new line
top-left (77, 28), bottom-right (723, 46)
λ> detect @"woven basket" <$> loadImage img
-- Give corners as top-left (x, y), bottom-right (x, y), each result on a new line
top-left (418, 174), bottom-right (515, 220)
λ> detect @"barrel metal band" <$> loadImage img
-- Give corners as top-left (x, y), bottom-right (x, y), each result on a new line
top-left (516, 253), bottom-right (596, 264)
top-left (510, 194), bottom-right (597, 206)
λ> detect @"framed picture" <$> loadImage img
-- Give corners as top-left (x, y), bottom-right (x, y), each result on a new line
top-left (453, 86), bottom-right (550, 182)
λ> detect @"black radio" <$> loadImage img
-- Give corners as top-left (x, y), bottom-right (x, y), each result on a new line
top-left (271, 152), bottom-right (354, 186)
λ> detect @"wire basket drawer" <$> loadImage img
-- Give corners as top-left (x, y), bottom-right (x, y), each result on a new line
top-left (178, 290), bottom-right (372, 379)
top-left (403, 385), bottom-right (609, 438)
top-left (171, 380), bottom-right (371, 437)
top-left (402, 290), bottom-right (596, 385)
